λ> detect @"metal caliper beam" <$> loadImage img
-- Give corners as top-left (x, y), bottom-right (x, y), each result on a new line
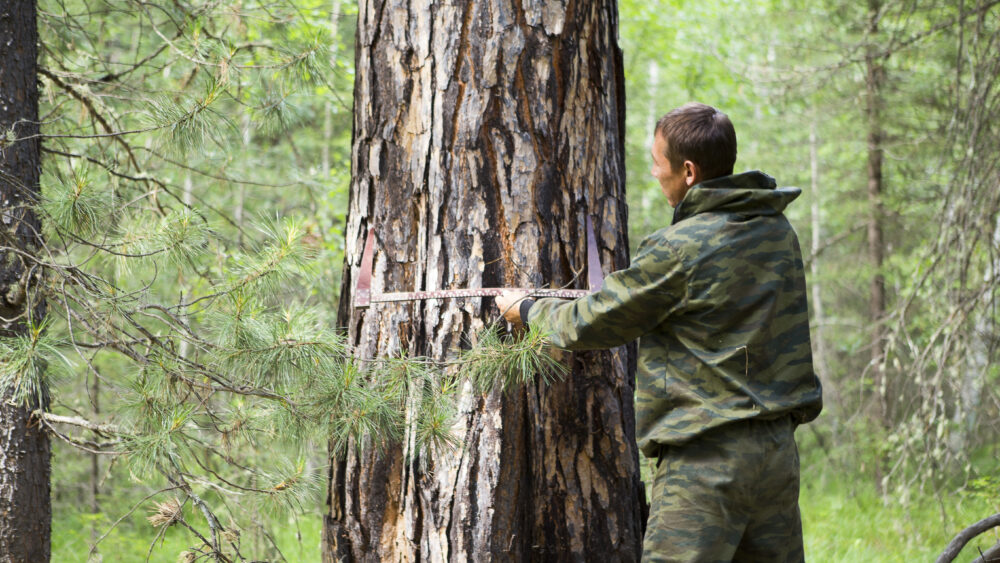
top-left (354, 216), bottom-right (604, 308)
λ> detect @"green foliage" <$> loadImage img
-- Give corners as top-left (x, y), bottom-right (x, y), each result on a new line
top-left (320, 358), bottom-right (406, 455)
top-left (157, 209), bottom-right (212, 265)
top-left (277, 30), bottom-right (336, 88)
top-left (0, 320), bottom-right (69, 410)
top-left (27, 0), bottom-right (999, 559)
top-left (798, 430), bottom-right (1000, 562)
top-left (619, 0), bottom-right (1000, 498)
top-left (461, 323), bottom-right (569, 394)
top-left (101, 210), bottom-right (210, 278)
top-left (222, 217), bottom-right (316, 295)
top-left (252, 457), bottom-right (324, 516)
top-left (414, 373), bottom-right (462, 456)
top-left (49, 465), bottom-right (326, 562)
top-left (31, 0), bottom-right (372, 559)
top-left (40, 164), bottom-right (116, 238)
top-left (213, 302), bottom-right (344, 387)
top-left (146, 77), bottom-right (234, 154)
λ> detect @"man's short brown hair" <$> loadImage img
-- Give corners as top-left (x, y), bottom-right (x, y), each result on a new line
top-left (655, 103), bottom-right (737, 180)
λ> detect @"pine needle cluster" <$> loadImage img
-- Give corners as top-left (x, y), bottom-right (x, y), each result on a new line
top-left (40, 164), bottom-right (116, 238)
top-left (146, 78), bottom-right (233, 155)
top-left (0, 320), bottom-right (67, 410)
top-left (461, 323), bottom-right (569, 393)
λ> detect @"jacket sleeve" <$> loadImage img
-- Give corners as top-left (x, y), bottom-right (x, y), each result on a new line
top-left (526, 233), bottom-right (689, 350)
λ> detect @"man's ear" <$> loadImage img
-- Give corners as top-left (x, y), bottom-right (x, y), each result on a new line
top-left (682, 160), bottom-right (702, 187)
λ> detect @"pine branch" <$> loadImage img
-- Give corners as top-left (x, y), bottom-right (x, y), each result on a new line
top-left (460, 323), bottom-right (569, 393)
top-left (37, 411), bottom-right (122, 436)
top-left (37, 67), bottom-right (144, 171)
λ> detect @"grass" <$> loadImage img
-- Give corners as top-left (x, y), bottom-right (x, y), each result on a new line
top-left (636, 425), bottom-right (999, 562)
top-left (800, 437), bottom-right (999, 562)
top-left (52, 431), bottom-right (998, 561)
top-left (801, 476), bottom-right (998, 562)
top-left (52, 506), bottom-right (324, 562)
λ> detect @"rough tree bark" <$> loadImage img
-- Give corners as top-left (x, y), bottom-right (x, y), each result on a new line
top-left (324, 1), bottom-right (643, 561)
top-left (0, 1), bottom-right (52, 561)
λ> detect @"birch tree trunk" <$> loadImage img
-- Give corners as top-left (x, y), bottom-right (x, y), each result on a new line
top-left (808, 119), bottom-right (828, 383)
top-left (324, 1), bottom-right (643, 561)
top-left (0, 1), bottom-right (52, 560)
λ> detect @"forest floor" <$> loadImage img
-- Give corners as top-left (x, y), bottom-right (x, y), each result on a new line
top-left (798, 427), bottom-right (999, 562)
top-left (52, 433), bottom-right (997, 562)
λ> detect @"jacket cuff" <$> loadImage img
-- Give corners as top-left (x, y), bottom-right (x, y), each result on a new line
top-left (519, 299), bottom-right (535, 326)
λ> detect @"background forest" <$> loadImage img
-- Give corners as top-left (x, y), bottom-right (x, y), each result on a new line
top-left (2, 0), bottom-right (997, 561)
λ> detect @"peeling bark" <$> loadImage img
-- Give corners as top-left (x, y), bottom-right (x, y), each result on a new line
top-left (324, 1), bottom-right (643, 561)
top-left (0, 1), bottom-right (52, 561)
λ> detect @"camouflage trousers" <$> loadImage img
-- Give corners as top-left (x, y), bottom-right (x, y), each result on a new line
top-left (642, 417), bottom-right (804, 563)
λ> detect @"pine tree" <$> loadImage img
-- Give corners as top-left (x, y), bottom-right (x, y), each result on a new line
top-left (0, 1), bottom-right (52, 559)
top-left (19, 2), bottom-right (587, 559)
top-left (25, 1), bottom-right (418, 559)
top-left (323, 1), bottom-right (645, 560)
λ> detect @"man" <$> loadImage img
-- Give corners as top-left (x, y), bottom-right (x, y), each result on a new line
top-left (496, 102), bottom-right (823, 562)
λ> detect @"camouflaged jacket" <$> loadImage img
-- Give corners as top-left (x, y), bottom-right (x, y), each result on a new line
top-left (526, 171), bottom-right (823, 458)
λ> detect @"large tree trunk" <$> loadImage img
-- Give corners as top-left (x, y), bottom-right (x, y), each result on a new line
top-left (0, 1), bottom-right (52, 561)
top-left (324, 1), bottom-right (643, 561)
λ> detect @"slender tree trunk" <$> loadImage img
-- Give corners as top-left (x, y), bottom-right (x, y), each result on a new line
top-left (950, 214), bottom-right (999, 457)
top-left (639, 60), bottom-right (659, 235)
top-left (322, 0), bottom-right (344, 180)
top-left (0, 1), bottom-right (52, 560)
top-left (236, 115), bottom-right (250, 248)
top-left (809, 119), bottom-right (828, 382)
top-left (808, 117), bottom-right (841, 425)
top-left (324, 1), bottom-right (643, 561)
top-left (90, 375), bottom-right (101, 545)
top-left (865, 0), bottom-right (890, 495)
top-left (865, 0), bottom-right (888, 425)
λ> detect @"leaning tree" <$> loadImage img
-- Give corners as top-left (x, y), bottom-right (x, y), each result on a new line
top-left (0, 1), bottom-right (52, 560)
top-left (324, 0), bottom-right (645, 560)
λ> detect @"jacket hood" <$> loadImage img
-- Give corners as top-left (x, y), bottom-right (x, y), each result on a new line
top-left (672, 171), bottom-right (801, 225)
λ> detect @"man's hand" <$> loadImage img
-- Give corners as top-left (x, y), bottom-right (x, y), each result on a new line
top-left (495, 290), bottom-right (529, 325)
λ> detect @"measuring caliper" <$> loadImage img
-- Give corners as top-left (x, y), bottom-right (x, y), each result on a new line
top-left (354, 217), bottom-right (604, 308)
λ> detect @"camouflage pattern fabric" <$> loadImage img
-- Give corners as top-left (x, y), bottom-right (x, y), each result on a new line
top-left (526, 170), bottom-right (823, 457)
top-left (643, 416), bottom-right (803, 562)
